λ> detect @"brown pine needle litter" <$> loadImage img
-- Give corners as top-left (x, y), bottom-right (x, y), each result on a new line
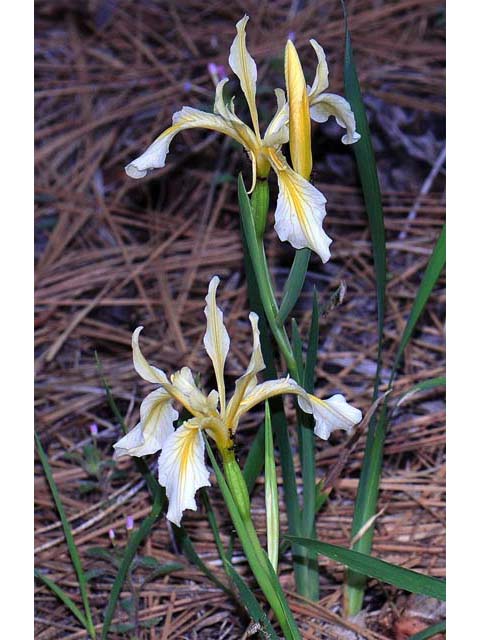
top-left (35, 1), bottom-right (445, 638)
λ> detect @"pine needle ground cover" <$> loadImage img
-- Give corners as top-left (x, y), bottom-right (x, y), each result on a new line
top-left (35, 1), bottom-right (445, 638)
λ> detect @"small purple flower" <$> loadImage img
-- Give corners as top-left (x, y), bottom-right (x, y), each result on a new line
top-left (288, 31), bottom-right (296, 43)
top-left (125, 515), bottom-right (134, 531)
top-left (207, 63), bottom-right (227, 85)
top-left (183, 81), bottom-right (192, 92)
top-left (90, 423), bottom-right (98, 437)
top-left (108, 528), bottom-right (116, 541)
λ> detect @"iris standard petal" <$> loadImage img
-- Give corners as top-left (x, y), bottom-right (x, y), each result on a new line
top-left (226, 312), bottom-right (266, 430)
top-left (308, 39), bottom-right (329, 98)
top-left (228, 15), bottom-right (261, 139)
top-left (263, 88), bottom-right (289, 147)
top-left (132, 327), bottom-right (168, 384)
top-left (113, 388), bottom-right (178, 459)
top-left (203, 276), bottom-right (230, 415)
top-left (310, 93), bottom-right (360, 145)
top-left (297, 393), bottom-right (362, 440)
top-left (268, 149), bottom-right (332, 262)
top-left (157, 420), bottom-right (211, 526)
top-left (169, 366), bottom-right (213, 417)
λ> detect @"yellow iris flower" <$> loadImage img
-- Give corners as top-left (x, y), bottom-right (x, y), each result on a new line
top-left (125, 15), bottom-right (360, 263)
top-left (113, 276), bottom-right (362, 525)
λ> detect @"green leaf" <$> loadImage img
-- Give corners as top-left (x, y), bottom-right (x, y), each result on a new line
top-left (408, 620), bottom-right (446, 640)
top-left (277, 248), bottom-right (311, 325)
top-left (395, 376), bottom-right (446, 408)
top-left (34, 569), bottom-right (88, 628)
top-left (391, 225), bottom-right (446, 380)
top-left (285, 537), bottom-right (446, 601)
top-left (35, 433), bottom-right (96, 638)
top-left (264, 401), bottom-right (279, 573)
top-left (101, 493), bottom-right (164, 640)
top-left (224, 558), bottom-right (279, 639)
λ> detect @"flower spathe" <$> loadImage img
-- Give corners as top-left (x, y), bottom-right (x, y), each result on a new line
top-left (113, 277), bottom-right (362, 525)
top-left (125, 16), bottom-right (360, 262)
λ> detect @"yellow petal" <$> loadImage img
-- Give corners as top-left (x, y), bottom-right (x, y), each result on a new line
top-left (113, 388), bottom-right (178, 459)
top-left (226, 312), bottom-right (265, 431)
top-left (125, 106), bottom-right (256, 179)
top-left (228, 15), bottom-right (261, 140)
top-left (237, 376), bottom-right (305, 417)
top-left (310, 93), bottom-right (361, 145)
top-left (308, 40), bottom-right (329, 99)
top-left (158, 420), bottom-right (210, 526)
top-left (285, 40), bottom-right (312, 178)
top-left (203, 276), bottom-right (230, 415)
top-left (267, 149), bottom-right (332, 262)
top-left (132, 327), bottom-right (168, 384)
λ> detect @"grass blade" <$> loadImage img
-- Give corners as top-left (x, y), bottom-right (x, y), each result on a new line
top-left (285, 537), bottom-right (445, 601)
top-left (408, 620), bottom-right (446, 640)
top-left (339, 1), bottom-right (388, 614)
top-left (277, 248), bottom-right (311, 325)
top-left (391, 225), bottom-right (446, 380)
top-left (101, 493), bottom-right (164, 639)
top-left (34, 569), bottom-right (88, 628)
top-left (264, 401), bottom-right (279, 573)
top-left (35, 432), bottom-right (96, 638)
top-left (395, 376), bottom-right (446, 407)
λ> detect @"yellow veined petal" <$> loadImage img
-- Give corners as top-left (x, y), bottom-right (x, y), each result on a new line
top-left (113, 388), bottom-right (178, 459)
top-left (285, 40), bottom-right (312, 178)
top-left (132, 327), bottom-right (168, 384)
top-left (226, 312), bottom-right (265, 431)
top-left (310, 93), bottom-right (361, 145)
top-left (264, 88), bottom-right (289, 147)
top-left (158, 420), bottom-right (210, 526)
top-left (213, 78), bottom-right (259, 152)
top-left (203, 276), bottom-right (230, 416)
top-left (228, 15), bottom-right (261, 140)
top-left (267, 149), bottom-right (332, 262)
top-left (308, 39), bottom-right (329, 99)
top-left (169, 366), bottom-right (214, 417)
top-left (125, 105), bottom-right (257, 179)
top-left (297, 393), bottom-right (362, 440)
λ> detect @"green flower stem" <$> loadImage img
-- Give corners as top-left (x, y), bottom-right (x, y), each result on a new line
top-left (217, 448), bottom-right (301, 639)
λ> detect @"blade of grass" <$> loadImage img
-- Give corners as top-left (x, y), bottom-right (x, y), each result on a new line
top-left (264, 401), bottom-right (279, 573)
top-left (285, 537), bottom-right (446, 601)
top-left (390, 225), bottom-right (446, 380)
top-left (35, 432), bottom-right (96, 638)
top-left (201, 489), bottom-right (277, 637)
top-left (395, 376), bottom-right (446, 407)
top-left (408, 620), bottom-right (446, 640)
top-left (339, 0), bottom-right (388, 614)
top-left (346, 226), bottom-right (445, 612)
top-left (101, 492), bottom-right (164, 640)
top-left (277, 248), bottom-right (311, 325)
top-left (34, 569), bottom-right (88, 628)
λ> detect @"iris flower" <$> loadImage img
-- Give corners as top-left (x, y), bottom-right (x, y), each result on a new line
top-left (113, 276), bottom-right (362, 525)
top-left (125, 15), bottom-right (359, 263)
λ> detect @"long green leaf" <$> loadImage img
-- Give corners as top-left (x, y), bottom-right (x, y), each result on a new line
top-left (408, 620), bottom-right (446, 640)
top-left (35, 432), bottom-right (96, 638)
top-left (391, 225), bottom-right (446, 380)
top-left (264, 402), bottom-right (279, 573)
top-left (101, 493), bottom-right (164, 639)
top-left (285, 537), bottom-right (446, 601)
top-left (396, 376), bottom-right (446, 407)
top-left (340, 0), bottom-right (387, 614)
top-left (34, 569), bottom-right (88, 628)
top-left (277, 248), bottom-right (311, 325)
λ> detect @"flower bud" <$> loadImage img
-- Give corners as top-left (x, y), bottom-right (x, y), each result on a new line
top-left (285, 40), bottom-right (312, 179)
